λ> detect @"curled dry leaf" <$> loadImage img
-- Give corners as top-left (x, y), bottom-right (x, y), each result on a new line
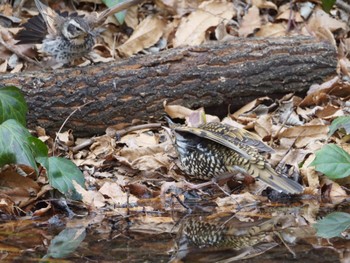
top-left (164, 101), bottom-right (219, 125)
top-left (174, 0), bottom-right (235, 47)
top-left (231, 97), bottom-right (272, 119)
top-left (164, 101), bottom-right (195, 119)
top-left (321, 177), bottom-right (348, 205)
top-left (300, 154), bottom-right (320, 191)
top-left (0, 166), bottom-right (40, 207)
top-left (73, 181), bottom-right (106, 208)
top-left (56, 130), bottom-right (74, 147)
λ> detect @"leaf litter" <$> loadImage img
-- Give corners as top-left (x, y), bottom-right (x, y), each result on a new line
top-left (0, 0), bottom-right (350, 261)
top-left (1, 81), bottom-right (349, 261)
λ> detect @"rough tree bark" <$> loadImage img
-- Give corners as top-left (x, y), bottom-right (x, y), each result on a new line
top-left (0, 37), bottom-right (337, 136)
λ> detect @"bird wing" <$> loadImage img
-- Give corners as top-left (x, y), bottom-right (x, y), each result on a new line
top-left (253, 165), bottom-right (304, 194)
top-left (34, 0), bottom-right (64, 36)
top-left (199, 122), bottom-right (274, 154)
top-left (174, 126), bottom-right (252, 160)
top-left (15, 14), bottom-right (47, 44)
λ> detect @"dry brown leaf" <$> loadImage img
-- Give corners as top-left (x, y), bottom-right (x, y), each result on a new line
top-left (99, 182), bottom-right (138, 205)
top-left (231, 97), bottom-right (272, 119)
top-left (164, 102), bottom-right (219, 125)
top-left (300, 200), bottom-right (319, 224)
top-left (338, 57), bottom-right (350, 77)
top-left (73, 181), bottom-right (106, 208)
top-left (215, 22), bottom-right (231, 41)
top-left (315, 105), bottom-right (344, 119)
top-left (129, 215), bottom-right (175, 234)
top-left (276, 8), bottom-right (303, 23)
top-left (308, 8), bottom-right (347, 33)
top-left (238, 6), bottom-right (261, 37)
top-left (124, 5), bottom-right (140, 29)
top-left (215, 192), bottom-right (258, 207)
top-left (254, 114), bottom-right (272, 139)
top-left (119, 142), bottom-right (170, 161)
top-left (10, 62), bottom-right (23, 73)
top-left (155, 0), bottom-right (199, 16)
top-left (301, 78), bottom-right (350, 107)
top-left (252, 0), bottom-right (277, 10)
top-left (306, 8), bottom-right (346, 47)
top-left (300, 155), bottom-right (320, 191)
top-left (73, 158), bottom-right (105, 167)
top-left (0, 60), bottom-right (7, 72)
top-left (90, 135), bottom-right (116, 157)
top-left (278, 125), bottom-right (328, 139)
top-left (294, 133), bottom-right (327, 148)
top-left (174, 0), bottom-right (234, 47)
top-left (120, 131), bottom-right (158, 148)
top-left (130, 152), bottom-right (170, 171)
top-left (164, 101), bottom-right (195, 119)
top-left (255, 22), bottom-right (287, 37)
top-left (0, 166), bottom-right (40, 207)
top-left (321, 177), bottom-right (348, 204)
top-left (278, 148), bottom-right (310, 168)
top-left (117, 15), bottom-right (166, 56)
top-left (56, 129), bottom-right (74, 147)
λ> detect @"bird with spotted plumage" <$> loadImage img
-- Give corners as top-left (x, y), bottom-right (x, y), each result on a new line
top-left (15, 0), bottom-right (142, 67)
top-left (169, 120), bottom-right (303, 194)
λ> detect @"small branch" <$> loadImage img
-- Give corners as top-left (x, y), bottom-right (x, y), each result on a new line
top-left (53, 101), bottom-right (94, 155)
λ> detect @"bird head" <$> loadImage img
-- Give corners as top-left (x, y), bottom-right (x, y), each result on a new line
top-left (62, 18), bottom-right (91, 44)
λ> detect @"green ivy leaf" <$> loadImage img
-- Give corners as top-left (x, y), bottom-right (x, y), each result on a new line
top-left (329, 116), bottom-right (350, 136)
top-left (0, 119), bottom-right (39, 170)
top-left (310, 144), bottom-right (350, 179)
top-left (0, 86), bottom-right (27, 126)
top-left (28, 137), bottom-right (49, 158)
top-left (314, 212), bottom-right (350, 238)
top-left (102, 0), bottom-right (128, 24)
top-left (322, 0), bottom-right (336, 13)
top-left (36, 156), bottom-right (85, 199)
top-left (45, 227), bottom-right (86, 259)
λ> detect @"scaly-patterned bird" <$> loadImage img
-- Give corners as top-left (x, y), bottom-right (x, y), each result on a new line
top-left (171, 121), bottom-right (303, 194)
top-left (182, 218), bottom-right (268, 249)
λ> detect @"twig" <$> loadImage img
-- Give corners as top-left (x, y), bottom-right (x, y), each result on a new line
top-left (113, 123), bottom-right (162, 140)
top-left (53, 101), bottom-right (94, 155)
top-left (71, 138), bottom-right (96, 152)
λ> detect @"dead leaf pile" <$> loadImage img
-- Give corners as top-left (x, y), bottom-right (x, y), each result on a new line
top-left (0, 0), bottom-right (350, 73)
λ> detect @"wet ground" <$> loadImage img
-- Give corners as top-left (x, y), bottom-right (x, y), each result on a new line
top-left (1, 201), bottom-right (349, 263)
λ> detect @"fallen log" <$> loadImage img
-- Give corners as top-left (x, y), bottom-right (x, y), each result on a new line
top-left (0, 37), bottom-right (337, 136)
